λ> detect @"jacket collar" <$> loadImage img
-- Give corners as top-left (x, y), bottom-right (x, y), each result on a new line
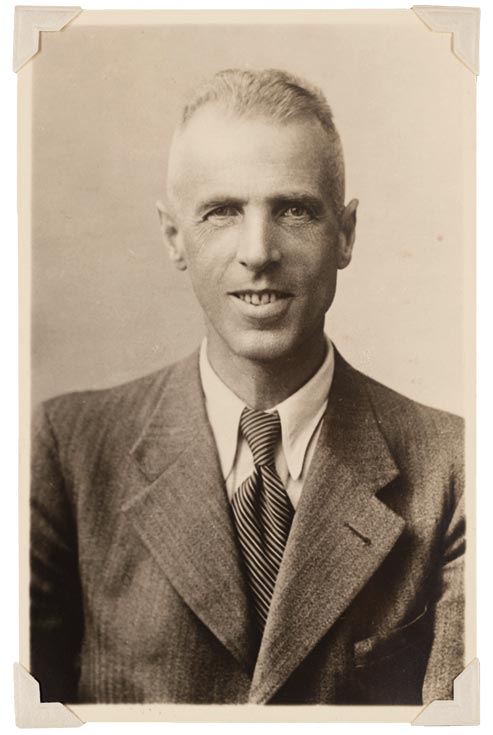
top-left (249, 349), bottom-right (403, 701)
top-left (122, 351), bottom-right (260, 673)
top-left (123, 348), bottom-right (404, 698)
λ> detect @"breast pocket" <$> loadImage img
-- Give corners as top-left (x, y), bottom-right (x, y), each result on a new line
top-left (349, 606), bottom-right (433, 705)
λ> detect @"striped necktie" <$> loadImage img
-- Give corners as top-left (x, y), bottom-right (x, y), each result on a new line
top-left (231, 407), bottom-right (294, 629)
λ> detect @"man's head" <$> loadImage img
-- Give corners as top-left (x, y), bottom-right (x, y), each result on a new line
top-left (158, 68), bottom-right (358, 367)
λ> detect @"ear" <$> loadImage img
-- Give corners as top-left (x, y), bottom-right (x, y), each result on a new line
top-left (336, 198), bottom-right (358, 270)
top-left (156, 200), bottom-right (187, 271)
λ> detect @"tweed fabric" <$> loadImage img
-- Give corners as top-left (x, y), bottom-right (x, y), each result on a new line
top-left (30, 348), bottom-right (465, 705)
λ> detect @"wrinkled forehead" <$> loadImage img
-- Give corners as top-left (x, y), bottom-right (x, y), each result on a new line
top-left (167, 105), bottom-right (343, 212)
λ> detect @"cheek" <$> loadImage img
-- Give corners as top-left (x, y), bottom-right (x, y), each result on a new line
top-left (297, 250), bottom-right (338, 312)
top-left (295, 244), bottom-right (337, 286)
top-left (182, 227), bottom-right (233, 272)
top-left (182, 243), bottom-right (231, 314)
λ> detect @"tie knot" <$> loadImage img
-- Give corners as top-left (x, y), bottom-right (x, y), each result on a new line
top-left (240, 407), bottom-right (281, 467)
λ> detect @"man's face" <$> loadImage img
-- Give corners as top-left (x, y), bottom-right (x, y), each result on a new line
top-left (163, 107), bottom-right (356, 365)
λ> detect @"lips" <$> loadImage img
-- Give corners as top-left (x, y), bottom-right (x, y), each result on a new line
top-left (230, 289), bottom-right (292, 306)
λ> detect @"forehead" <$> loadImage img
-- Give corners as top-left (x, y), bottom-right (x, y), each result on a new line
top-left (167, 108), bottom-right (335, 207)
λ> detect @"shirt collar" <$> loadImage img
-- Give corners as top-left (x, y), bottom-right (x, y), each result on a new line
top-left (275, 340), bottom-right (334, 480)
top-left (199, 338), bottom-right (334, 482)
top-left (199, 342), bottom-right (245, 481)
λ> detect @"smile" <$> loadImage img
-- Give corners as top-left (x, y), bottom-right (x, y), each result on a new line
top-left (231, 290), bottom-right (291, 306)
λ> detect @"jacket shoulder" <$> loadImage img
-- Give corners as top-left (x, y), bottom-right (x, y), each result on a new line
top-left (362, 369), bottom-right (463, 433)
top-left (354, 367), bottom-right (464, 473)
top-left (33, 352), bottom-right (198, 450)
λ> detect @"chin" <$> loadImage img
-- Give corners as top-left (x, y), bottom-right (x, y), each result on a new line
top-left (227, 330), bottom-right (302, 364)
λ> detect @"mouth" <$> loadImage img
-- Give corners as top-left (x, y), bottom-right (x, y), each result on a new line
top-left (229, 289), bottom-right (292, 306)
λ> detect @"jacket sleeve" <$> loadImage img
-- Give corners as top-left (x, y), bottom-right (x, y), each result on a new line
top-left (30, 402), bottom-right (84, 702)
top-left (422, 445), bottom-right (466, 703)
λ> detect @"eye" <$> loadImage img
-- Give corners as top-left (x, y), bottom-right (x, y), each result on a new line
top-left (280, 204), bottom-right (315, 221)
top-left (205, 205), bottom-right (240, 220)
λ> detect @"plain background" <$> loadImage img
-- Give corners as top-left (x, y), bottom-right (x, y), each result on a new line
top-left (1, 1), bottom-right (492, 734)
top-left (31, 14), bottom-right (470, 415)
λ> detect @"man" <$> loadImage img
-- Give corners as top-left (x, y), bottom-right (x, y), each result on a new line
top-left (30, 68), bottom-right (465, 706)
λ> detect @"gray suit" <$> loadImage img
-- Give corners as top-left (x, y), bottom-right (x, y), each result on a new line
top-left (30, 348), bottom-right (465, 704)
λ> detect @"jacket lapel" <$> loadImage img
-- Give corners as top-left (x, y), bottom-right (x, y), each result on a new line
top-left (120, 353), bottom-right (258, 673)
top-left (249, 353), bottom-right (405, 703)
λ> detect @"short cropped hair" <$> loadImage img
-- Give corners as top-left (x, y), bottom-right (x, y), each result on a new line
top-left (179, 68), bottom-right (345, 217)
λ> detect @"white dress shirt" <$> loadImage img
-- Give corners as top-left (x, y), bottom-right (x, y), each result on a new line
top-left (199, 339), bottom-right (335, 509)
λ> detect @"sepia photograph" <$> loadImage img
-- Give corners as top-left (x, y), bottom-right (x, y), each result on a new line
top-left (17, 8), bottom-right (477, 723)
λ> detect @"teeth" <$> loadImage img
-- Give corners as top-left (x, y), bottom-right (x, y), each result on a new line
top-left (237, 291), bottom-right (283, 305)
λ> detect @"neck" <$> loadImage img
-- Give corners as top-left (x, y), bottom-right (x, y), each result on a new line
top-left (206, 333), bottom-right (327, 410)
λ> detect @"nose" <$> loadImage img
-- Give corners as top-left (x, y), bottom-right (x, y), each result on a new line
top-left (236, 210), bottom-right (281, 271)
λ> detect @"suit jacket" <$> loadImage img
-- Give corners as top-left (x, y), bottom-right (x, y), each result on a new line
top-left (30, 349), bottom-right (465, 705)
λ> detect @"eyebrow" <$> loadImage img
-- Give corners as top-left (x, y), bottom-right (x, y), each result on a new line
top-left (269, 193), bottom-right (325, 211)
